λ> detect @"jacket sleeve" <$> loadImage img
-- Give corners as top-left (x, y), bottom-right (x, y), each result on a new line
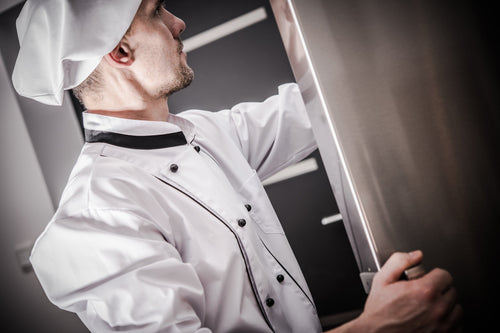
top-left (30, 209), bottom-right (211, 333)
top-left (184, 83), bottom-right (318, 180)
top-left (226, 83), bottom-right (317, 180)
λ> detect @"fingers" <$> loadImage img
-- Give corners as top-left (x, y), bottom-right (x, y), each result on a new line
top-left (368, 251), bottom-right (463, 332)
top-left (440, 303), bottom-right (463, 332)
top-left (440, 285), bottom-right (458, 315)
top-left (374, 250), bottom-right (423, 286)
top-left (449, 304), bottom-right (464, 332)
top-left (420, 271), bottom-right (462, 331)
top-left (421, 268), bottom-right (454, 295)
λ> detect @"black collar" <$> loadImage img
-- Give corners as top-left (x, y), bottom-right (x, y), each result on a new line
top-left (84, 129), bottom-right (187, 150)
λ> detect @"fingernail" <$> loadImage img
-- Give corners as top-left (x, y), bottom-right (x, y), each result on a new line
top-left (409, 250), bottom-right (420, 258)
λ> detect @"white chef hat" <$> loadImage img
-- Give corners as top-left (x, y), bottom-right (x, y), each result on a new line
top-left (12, 0), bottom-right (142, 106)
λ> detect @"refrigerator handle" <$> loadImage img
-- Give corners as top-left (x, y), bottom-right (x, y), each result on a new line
top-left (360, 264), bottom-right (427, 294)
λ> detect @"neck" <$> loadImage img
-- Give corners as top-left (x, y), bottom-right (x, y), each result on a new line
top-left (86, 98), bottom-right (170, 122)
top-left (84, 66), bottom-right (171, 122)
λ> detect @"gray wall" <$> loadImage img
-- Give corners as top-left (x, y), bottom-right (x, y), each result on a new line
top-left (0, 2), bottom-right (84, 209)
top-left (0, 0), bottom-right (20, 12)
top-left (0, 53), bottom-right (88, 331)
top-left (0, 2), bottom-right (88, 332)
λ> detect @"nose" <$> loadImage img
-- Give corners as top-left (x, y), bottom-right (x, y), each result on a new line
top-left (165, 11), bottom-right (186, 38)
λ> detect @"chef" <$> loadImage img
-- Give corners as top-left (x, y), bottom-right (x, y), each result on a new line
top-left (12, 0), bottom-right (462, 332)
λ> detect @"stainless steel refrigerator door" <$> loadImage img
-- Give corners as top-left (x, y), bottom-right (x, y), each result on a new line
top-left (270, 0), bottom-right (500, 328)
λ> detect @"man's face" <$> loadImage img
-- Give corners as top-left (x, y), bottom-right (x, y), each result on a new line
top-left (127, 0), bottom-right (194, 99)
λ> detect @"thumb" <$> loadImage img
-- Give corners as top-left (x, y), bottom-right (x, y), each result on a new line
top-left (374, 250), bottom-right (423, 286)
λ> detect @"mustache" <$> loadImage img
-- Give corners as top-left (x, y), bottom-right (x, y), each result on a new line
top-left (176, 39), bottom-right (184, 53)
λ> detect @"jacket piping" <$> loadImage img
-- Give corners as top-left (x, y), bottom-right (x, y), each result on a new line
top-left (154, 176), bottom-right (276, 333)
top-left (259, 238), bottom-right (317, 312)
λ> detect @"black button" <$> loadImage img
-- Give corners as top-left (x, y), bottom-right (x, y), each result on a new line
top-left (170, 164), bottom-right (179, 173)
top-left (266, 298), bottom-right (275, 307)
top-left (245, 204), bottom-right (252, 212)
top-left (194, 146), bottom-right (201, 153)
top-left (276, 274), bottom-right (285, 283)
top-left (238, 219), bottom-right (247, 227)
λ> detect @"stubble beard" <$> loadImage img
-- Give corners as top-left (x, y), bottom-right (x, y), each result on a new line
top-left (158, 40), bottom-right (194, 98)
top-left (163, 63), bottom-right (194, 97)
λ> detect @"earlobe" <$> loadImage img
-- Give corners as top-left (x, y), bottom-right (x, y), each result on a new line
top-left (105, 43), bottom-right (134, 67)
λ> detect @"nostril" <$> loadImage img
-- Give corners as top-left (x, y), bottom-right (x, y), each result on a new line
top-left (178, 19), bottom-right (187, 35)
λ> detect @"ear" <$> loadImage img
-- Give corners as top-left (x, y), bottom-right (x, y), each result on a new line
top-left (104, 41), bottom-right (134, 67)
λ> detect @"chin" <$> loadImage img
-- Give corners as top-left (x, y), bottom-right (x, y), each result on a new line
top-left (160, 67), bottom-right (194, 98)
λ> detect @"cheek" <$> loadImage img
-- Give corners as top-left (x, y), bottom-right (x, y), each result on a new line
top-left (137, 44), bottom-right (179, 86)
top-left (146, 32), bottom-right (176, 61)
top-left (132, 29), bottom-right (180, 81)
top-left (140, 39), bottom-right (170, 67)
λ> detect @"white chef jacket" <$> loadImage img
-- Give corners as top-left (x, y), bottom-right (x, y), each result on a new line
top-left (30, 83), bottom-right (322, 333)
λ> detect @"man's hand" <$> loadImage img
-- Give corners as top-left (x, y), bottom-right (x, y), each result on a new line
top-left (327, 251), bottom-right (463, 333)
